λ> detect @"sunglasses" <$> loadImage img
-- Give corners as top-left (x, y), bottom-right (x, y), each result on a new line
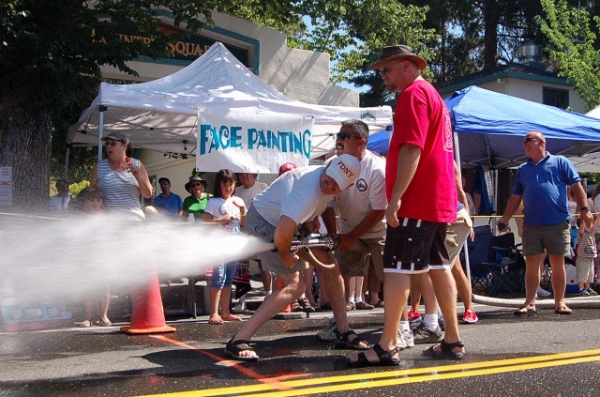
top-left (160, 182), bottom-right (170, 185)
top-left (523, 137), bottom-right (541, 144)
top-left (190, 183), bottom-right (203, 187)
top-left (378, 66), bottom-right (393, 77)
top-left (336, 132), bottom-right (362, 141)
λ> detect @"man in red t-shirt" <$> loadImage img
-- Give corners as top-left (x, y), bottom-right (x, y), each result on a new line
top-left (348, 45), bottom-right (463, 367)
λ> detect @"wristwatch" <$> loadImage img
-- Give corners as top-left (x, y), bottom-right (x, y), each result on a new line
top-left (580, 206), bottom-right (589, 212)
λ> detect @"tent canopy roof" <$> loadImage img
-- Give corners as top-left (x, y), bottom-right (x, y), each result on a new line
top-left (368, 86), bottom-right (600, 170)
top-left (68, 42), bottom-right (392, 159)
top-left (446, 86), bottom-right (600, 168)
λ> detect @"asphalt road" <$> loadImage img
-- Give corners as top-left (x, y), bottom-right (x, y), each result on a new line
top-left (1, 297), bottom-right (600, 397)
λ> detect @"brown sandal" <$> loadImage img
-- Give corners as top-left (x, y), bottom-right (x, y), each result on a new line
top-left (334, 329), bottom-right (370, 350)
top-left (423, 339), bottom-right (465, 360)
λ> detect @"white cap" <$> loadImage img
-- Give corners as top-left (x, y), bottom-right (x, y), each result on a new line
top-left (325, 154), bottom-right (361, 191)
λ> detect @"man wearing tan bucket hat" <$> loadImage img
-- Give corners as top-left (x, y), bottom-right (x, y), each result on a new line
top-left (348, 45), bottom-right (464, 367)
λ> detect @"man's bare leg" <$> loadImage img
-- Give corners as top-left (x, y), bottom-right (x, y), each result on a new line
top-left (522, 253), bottom-right (542, 309)
top-left (348, 272), bottom-right (410, 363)
top-left (311, 249), bottom-right (367, 347)
top-left (230, 272), bottom-right (304, 359)
top-left (428, 268), bottom-right (464, 354)
top-left (549, 253), bottom-right (570, 312)
top-left (451, 259), bottom-right (474, 311)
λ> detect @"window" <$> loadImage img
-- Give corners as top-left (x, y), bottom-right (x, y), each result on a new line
top-left (543, 87), bottom-right (569, 109)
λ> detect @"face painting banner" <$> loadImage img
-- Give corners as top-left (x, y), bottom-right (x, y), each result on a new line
top-left (196, 108), bottom-right (313, 173)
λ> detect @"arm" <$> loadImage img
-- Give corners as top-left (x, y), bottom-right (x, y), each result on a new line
top-left (321, 206), bottom-right (337, 234)
top-left (572, 181), bottom-right (593, 227)
top-left (130, 162), bottom-right (152, 199)
top-left (497, 194), bottom-right (522, 232)
top-left (592, 211), bottom-right (600, 229)
top-left (91, 164), bottom-right (98, 187)
top-left (336, 209), bottom-right (385, 251)
top-left (514, 201), bottom-right (524, 238)
top-left (201, 211), bottom-right (213, 222)
top-left (454, 162), bottom-right (469, 214)
top-left (274, 215), bottom-right (300, 269)
top-left (454, 162), bottom-right (475, 240)
top-left (386, 144), bottom-right (421, 227)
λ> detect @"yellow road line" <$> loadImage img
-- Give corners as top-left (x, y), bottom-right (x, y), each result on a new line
top-left (132, 349), bottom-right (600, 397)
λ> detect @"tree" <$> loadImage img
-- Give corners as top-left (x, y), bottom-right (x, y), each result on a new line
top-left (538, 0), bottom-right (600, 111)
top-left (0, 0), bottom-right (306, 212)
top-left (2, 0), bottom-right (436, 212)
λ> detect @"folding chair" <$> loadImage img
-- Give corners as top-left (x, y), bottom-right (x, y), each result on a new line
top-left (485, 232), bottom-right (526, 297)
top-left (465, 225), bottom-right (494, 293)
top-left (465, 225), bottom-right (525, 297)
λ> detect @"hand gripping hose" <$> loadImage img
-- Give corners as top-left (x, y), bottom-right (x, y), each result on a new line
top-left (274, 235), bottom-right (338, 269)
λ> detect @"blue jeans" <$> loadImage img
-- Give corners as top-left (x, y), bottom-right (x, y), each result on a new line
top-left (210, 262), bottom-right (237, 289)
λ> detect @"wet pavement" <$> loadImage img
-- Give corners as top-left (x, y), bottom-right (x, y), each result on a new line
top-left (1, 295), bottom-right (600, 397)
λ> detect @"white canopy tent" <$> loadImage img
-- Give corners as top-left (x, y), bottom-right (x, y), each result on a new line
top-left (68, 42), bottom-right (392, 170)
top-left (566, 104), bottom-right (600, 172)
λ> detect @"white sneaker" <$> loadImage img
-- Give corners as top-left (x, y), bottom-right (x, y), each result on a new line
top-left (536, 286), bottom-right (552, 298)
top-left (397, 328), bottom-right (415, 350)
top-left (231, 301), bottom-right (245, 314)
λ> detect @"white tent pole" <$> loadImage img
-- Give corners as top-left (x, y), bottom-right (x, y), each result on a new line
top-left (98, 106), bottom-right (106, 161)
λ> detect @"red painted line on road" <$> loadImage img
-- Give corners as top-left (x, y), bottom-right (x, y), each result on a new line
top-left (150, 335), bottom-right (310, 392)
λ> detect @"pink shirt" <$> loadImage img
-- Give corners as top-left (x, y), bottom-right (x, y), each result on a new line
top-left (386, 79), bottom-right (457, 223)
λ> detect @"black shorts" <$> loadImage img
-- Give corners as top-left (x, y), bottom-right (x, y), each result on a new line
top-left (383, 218), bottom-right (450, 274)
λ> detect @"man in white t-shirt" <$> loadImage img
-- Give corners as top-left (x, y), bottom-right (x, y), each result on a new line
top-left (319, 120), bottom-right (395, 340)
top-left (330, 120), bottom-right (387, 300)
top-left (224, 154), bottom-right (367, 361)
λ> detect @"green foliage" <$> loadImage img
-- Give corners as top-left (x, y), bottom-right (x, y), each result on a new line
top-left (537, 0), bottom-right (600, 111)
top-left (49, 179), bottom-right (89, 197)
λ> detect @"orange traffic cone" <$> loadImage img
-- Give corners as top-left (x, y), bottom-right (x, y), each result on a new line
top-left (121, 267), bottom-right (176, 335)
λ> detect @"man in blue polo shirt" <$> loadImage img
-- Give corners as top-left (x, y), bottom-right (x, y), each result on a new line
top-left (498, 131), bottom-right (592, 316)
top-left (153, 177), bottom-right (183, 218)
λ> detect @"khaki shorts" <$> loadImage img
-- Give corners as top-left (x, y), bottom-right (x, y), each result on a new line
top-left (522, 221), bottom-right (570, 257)
top-left (245, 205), bottom-right (301, 275)
top-left (445, 208), bottom-right (472, 267)
top-left (576, 257), bottom-right (595, 284)
top-left (336, 237), bottom-right (385, 279)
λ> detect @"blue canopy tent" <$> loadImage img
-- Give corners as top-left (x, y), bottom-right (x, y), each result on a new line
top-left (446, 86), bottom-right (600, 169)
top-left (368, 85), bottom-right (600, 215)
top-left (369, 86), bottom-right (600, 166)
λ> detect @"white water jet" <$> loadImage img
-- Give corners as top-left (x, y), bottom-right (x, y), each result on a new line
top-left (0, 214), bottom-right (273, 303)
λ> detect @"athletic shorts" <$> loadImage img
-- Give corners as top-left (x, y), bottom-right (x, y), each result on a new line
top-left (383, 218), bottom-right (450, 274)
top-left (522, 221), bottom-right (570, 257)
top-left (245, 205), bottom-right (301, 275)
top-left (336, 237), bottom-right (385, 279)
top-left (445, 208), bottom-right (472, 267)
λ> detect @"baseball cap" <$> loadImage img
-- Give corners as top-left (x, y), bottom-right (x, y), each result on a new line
top-left (101, 131), bottom-right (129, 144)
top-left (325, 154), bottom-right (360, 191)
top-left (278, 162), bottom-right (298, 176)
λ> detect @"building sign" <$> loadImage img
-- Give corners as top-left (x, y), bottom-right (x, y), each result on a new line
top-left (0, 167), bottom-right (12, 206)
top-left (101, 23), bottom-right (250, 67)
